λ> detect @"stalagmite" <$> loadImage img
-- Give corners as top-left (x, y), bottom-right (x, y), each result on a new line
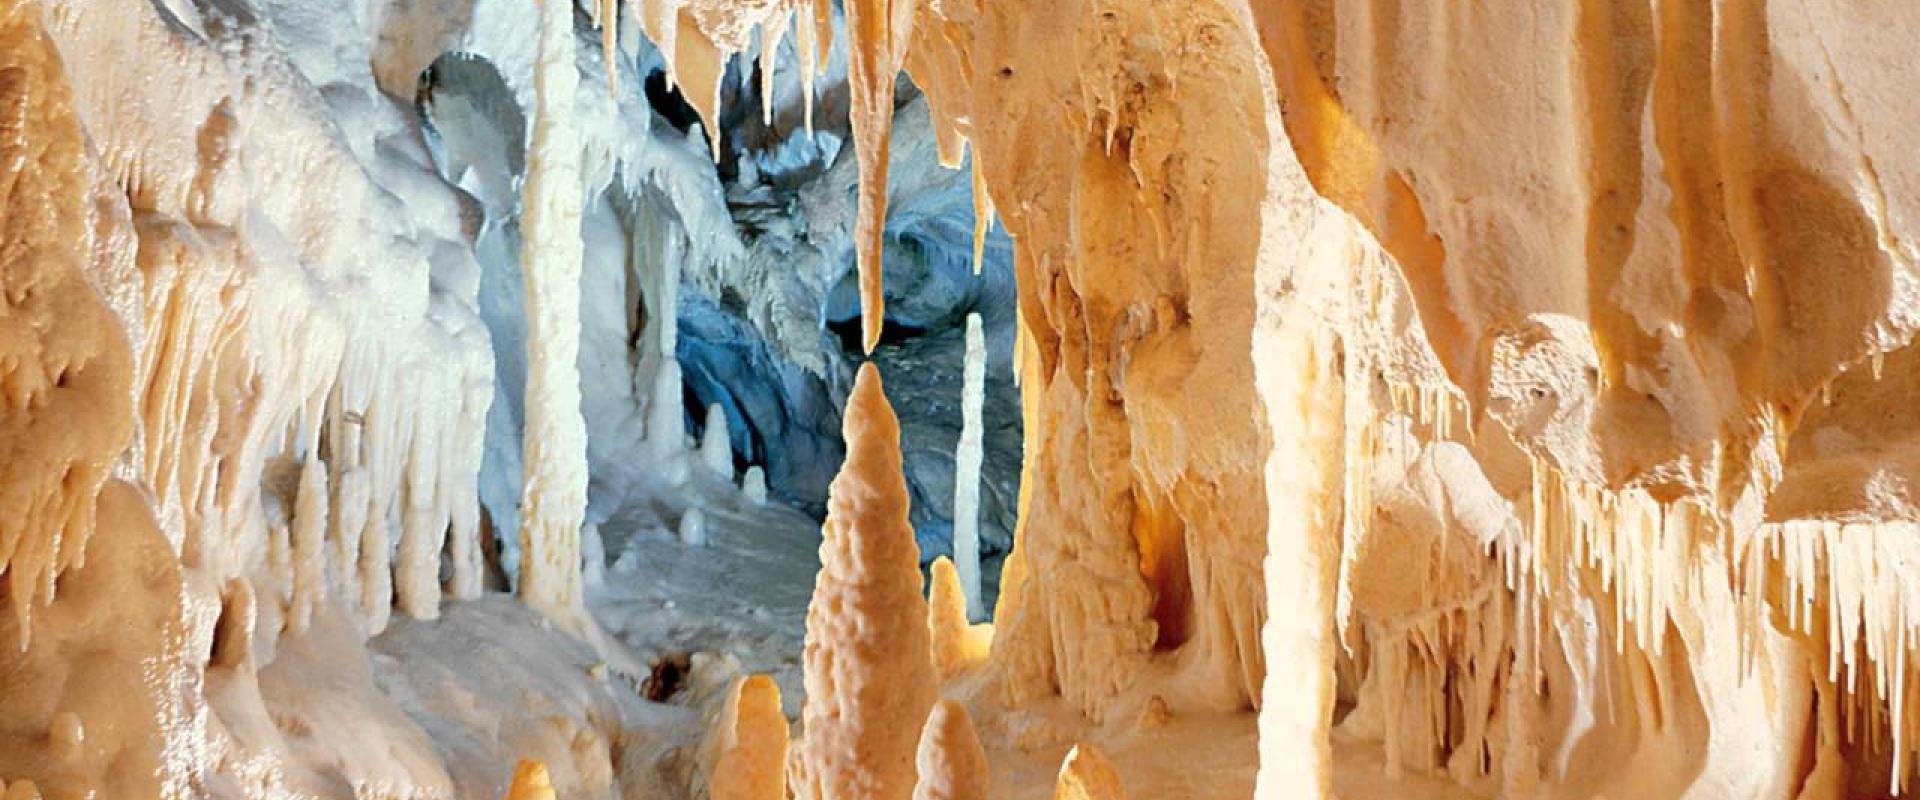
top-left (396, 422), bottom-right (449, 620)
top-left (927, 557), bottom-right (990, 681)
top-left (359, 513), bottom-right (394, 634)
top-left (48, 711), bottom-right (84, 758)
top-left (794, 363), bottom-right (936, 800)
top-left (289, 455), bottom-right (328, 634)
top-left (845, 0), bottom-right (917, 352)
top-left (741, 466), bottom-right (768, 505)
top-left (701, 403), bottom-right (733, 478)
top-left (912, 700), bottom-right (989, 800)
top-left (505, 760), bottom-right (557, 800)
top-left (1052, 744), bottom-right (1126, 800)
top-left (516, 0), bottom-right (591, 624)
top-left (951, 312), bottom-right (986, 620)
top-left (679, 508), bottom-right (708, 547)
top-left (647, 359), bottom-right (686, 455)
top-left (698, 675), bottom-right (789, 800)
top-left (582, 521), bottom-right (607, 587)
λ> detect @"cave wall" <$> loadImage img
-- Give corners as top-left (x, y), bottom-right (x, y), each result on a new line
top-left (906, 0), bottom-right (1920, 795)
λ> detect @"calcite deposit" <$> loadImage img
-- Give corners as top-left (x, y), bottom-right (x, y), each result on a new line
top-left (3, 0), bottom-right (1920, 798)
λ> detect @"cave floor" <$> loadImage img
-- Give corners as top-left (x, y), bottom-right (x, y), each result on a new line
top-left (589, 474), bottom-right (824, 718)
top-left (311, 477), bottom-right (1489, 799)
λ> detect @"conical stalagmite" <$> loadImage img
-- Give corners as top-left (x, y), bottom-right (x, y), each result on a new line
top-left (913, 700), bottom-right (990, 800)
top-left (793, 363), bottom-right (937, 800)
top-left (928, 556), bottom-right (992, 681)
top-left (505, 760), bottom-right (556, 800)
top-left (701, 675), bottom-right (789, 800)
top-left (1053, 745), bottom-right (1127, 800)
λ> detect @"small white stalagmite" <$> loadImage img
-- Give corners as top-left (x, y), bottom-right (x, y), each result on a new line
top-left (701, 403), bottom-right (733, 479)
top-left (742, 466), bottom-right (769, 505)
top-left (794, 363), bottom-right (937, 800)
top-left (679, 509), bottom-right (708, 547)
top-left (913, 700), bottom-right (990, 800)
top-left (952, 312), bottom-right (987, 620)
top-left (515, 0), bottom-right (591, 624)
top-left (647, 360), bottom-right (688, 461)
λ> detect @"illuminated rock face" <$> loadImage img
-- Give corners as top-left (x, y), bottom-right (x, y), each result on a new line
top-left (904, 0), bottom-right (1920, 796)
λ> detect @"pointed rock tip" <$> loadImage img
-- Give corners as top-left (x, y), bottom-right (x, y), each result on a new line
top-left (842, 362), bottom-right (901, 454)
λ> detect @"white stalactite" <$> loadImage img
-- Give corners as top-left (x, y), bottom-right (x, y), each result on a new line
top-left (515, 0), bottom-right (590, 624)
top-left (952, 312), bottom-right (986, 620)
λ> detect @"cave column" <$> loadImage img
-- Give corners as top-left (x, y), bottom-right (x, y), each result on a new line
top-left (1250, 56), bottom-right (1351, 800)
top-left (515, 0), bottom-right (589, 624)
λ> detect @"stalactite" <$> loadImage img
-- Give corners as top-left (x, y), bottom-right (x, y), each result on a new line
top-left (969, 160), bottom-right (993, 277)
top-left (912, 700), bottom-right (989, 800)
top-left (793, 363), bottom-right (935, 800)
top-left (597, 0), bottom-right (622, 91)
top-left (515, 0), bottom-right (591, 624)
top-left (845, 0), bottom-right (917, 352)
top-left (758, 10), bottom-right (790, 128)
top-left (952, 312), bottom-right (986, 620)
